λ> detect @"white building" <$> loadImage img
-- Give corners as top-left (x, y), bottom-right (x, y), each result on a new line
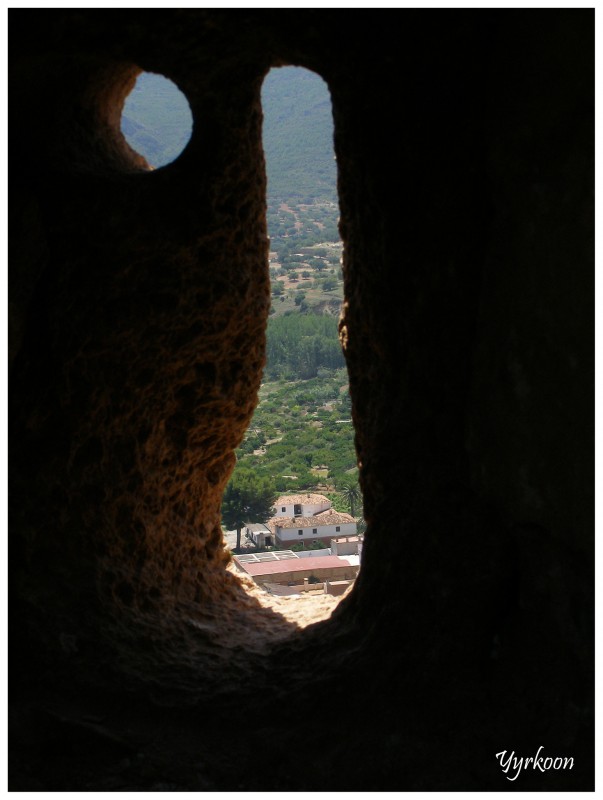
top-left (244, 523), bottom-right (273, 548)
top-left (243, 494), bottom-right (358, 551)
top-left (269, 508), bottom-right (357, 548)
top-left (272, 493), bottom-right (331, 518)
top-left (331, 536), bottom-right (361, 556)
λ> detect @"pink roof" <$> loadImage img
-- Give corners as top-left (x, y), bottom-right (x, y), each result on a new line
top-left (240, 555), bottom-right (353, 577)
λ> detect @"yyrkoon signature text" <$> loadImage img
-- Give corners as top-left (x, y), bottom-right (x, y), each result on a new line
top-left (495, 747), bottom-right (574, 782)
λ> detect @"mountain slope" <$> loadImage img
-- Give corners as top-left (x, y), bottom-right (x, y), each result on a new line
top-left (121, 72), bottom-right (193, 167)
top-left (121, 66), bottom-right (336, 197)
top-left (261, 66), bottom-right (337, 201)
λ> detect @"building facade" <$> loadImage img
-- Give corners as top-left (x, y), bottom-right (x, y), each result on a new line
top-left (271, 513), bottom-right (357, 548)
top-left (244, 523), bottom-right (273, 548)
top-left (272, 493), bottom-right (332, 518)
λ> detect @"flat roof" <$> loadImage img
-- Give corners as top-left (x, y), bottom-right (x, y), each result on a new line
top-left (239, 555), bottom-right (356, 577)
top-left (235, 551), bottom-right (299, 564)
top-left (338, 554), bottom-right (360, 567)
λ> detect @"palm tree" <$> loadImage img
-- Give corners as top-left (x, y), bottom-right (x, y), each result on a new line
top-left (339, 482), bottom-right (361, 519)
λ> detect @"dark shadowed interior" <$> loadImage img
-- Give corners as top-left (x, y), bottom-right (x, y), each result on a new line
top-left (9, 9), bottom-right (593, 791)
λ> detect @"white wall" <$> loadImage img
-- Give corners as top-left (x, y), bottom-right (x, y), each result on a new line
top-left (245, 527), bottom-right (272, 547)
top-left (295, 548), bottom-right (332, 558)
top-left (274, 499), bottom-right (331, 517)
top-left (276, 521), bottom-right (357, 544)
top-left (331, 538), bottom-right (359, 556)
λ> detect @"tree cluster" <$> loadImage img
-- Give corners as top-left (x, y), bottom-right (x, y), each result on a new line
top-left (265, 314), bottom-right (345, 380)
top-left (221, 470), bottom-right (276, 550)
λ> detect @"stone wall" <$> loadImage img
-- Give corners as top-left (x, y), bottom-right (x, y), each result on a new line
top-left (9, 9), bottom-right (593, 791)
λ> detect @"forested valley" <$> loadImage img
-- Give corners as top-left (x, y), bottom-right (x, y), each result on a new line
top-left (224, 67), bottom-right (361, 518)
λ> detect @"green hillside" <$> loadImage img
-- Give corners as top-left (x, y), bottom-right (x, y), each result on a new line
top-left (121, 72), bottom-right (193, 167)
top-left (121, 66), bottom-right (336, 196)
top-left (236, 70), bottom-right (357, 511)
top-left (235, 369), bottom-right (357, 496)
top-left (261, 66), bottom-right (337, 202)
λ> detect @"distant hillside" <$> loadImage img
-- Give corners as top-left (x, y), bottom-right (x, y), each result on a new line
top-left (261, 67), bottom-right (337, 202)
top-left (121, 67), bottom-right (336, 196)
top-left (121, 72), bottom-right (193, 167)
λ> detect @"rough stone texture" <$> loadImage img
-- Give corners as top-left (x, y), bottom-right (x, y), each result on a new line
top-left (9, 9), bottom-right (593, 791)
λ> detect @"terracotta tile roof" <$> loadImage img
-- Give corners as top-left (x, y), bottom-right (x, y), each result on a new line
top-left (274, 493), bottom-right (331, 506)
top-left (269, 510), bottom-right (356, 529)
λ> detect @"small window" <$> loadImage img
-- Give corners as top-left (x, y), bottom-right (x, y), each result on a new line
top-left (298, 530), bottom-right (303, 535)
top-left (336, 526), bottom-right (340, 532)
top-left (312, 528), bottom-right (317, 534)
top-left (121, 72), bottom-right (193, 167)
top-left (282, 507), bottom-right (286, 512)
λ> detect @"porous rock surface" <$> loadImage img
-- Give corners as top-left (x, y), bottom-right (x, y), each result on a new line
top-left (10, 9), bottom-right (593, 791)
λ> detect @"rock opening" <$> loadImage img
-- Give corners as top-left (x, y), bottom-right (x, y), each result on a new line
top-left (9, 9), bottom-right (593, 792)
top-left (121, 71), bottom-right (193, 168)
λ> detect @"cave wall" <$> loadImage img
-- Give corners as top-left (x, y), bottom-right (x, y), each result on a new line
top-left (9, 9), bottom-right (593, 791)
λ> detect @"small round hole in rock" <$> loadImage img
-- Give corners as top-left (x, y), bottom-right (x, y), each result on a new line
top-left (121, 71), bottom-right (193, 168)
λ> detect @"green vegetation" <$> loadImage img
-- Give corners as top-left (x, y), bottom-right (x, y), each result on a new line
top-left (265, 315), bottom-right (345, 380)
top-left (221, 470), bottom-right (276, 551)
top-left (233, 369), bottom-right (358, 496)
top-left (339, 483), bottom-right (361, 518)
top-left (263, 67), bottom-right (341, 292)
top-left (262, 67), bottom-right (337, 201)
top-left (291, 542), bottom-right (327, 553)
top-left (121, 72), bottom-right (193, 167)
top-left (224, 67), bottom-right (362, 527)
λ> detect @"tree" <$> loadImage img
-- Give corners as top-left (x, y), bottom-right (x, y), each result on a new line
top-left (221, 470), bottom-right (276, 551)
top-left (339, 482), bottom-right (361, 518)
